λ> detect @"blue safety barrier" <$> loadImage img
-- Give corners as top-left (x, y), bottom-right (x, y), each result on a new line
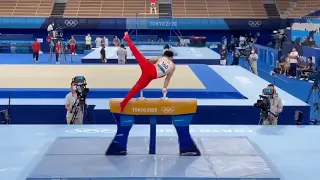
top-left (254, 44), bottom-right (280, 67)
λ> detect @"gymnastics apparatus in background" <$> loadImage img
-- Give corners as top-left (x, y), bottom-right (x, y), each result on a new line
top-left (106, 91), bottom-right (200, 156)
top-left (126, 11), bottom-right (186, 44)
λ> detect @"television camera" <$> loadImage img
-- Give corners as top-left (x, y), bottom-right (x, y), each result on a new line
top-left (70, 76), bottom-right (91, 124)
top-left (72, 76), bottom-right (89, 107)
top-left (254, 88), bottom-right (277, 122)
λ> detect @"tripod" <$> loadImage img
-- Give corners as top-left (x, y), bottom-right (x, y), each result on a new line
top-left (70, 97), bottom-right (92, 124)
top-left (242, 57), bottom-right (252, 71)
top-left (306, 80), bottom-right (320, 125)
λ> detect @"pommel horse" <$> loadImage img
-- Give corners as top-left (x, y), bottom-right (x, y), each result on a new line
top-left (106, 92), bottom-right (200, 156)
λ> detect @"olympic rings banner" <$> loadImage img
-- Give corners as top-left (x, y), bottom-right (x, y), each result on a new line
top-left (0, 17), bottom-right (290, 30)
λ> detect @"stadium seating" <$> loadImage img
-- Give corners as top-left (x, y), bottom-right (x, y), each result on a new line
top-left (0, 0), bottom-right (53, 17)
top-left (64, 0), bottom-right (159, 17)
top-left (276, 0), bottom-right (291, 16)
top-left (288, 0), bottom-right (320, 18)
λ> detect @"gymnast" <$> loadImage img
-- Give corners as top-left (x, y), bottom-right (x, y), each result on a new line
top-left (120, 32), bottom-right (176, 112)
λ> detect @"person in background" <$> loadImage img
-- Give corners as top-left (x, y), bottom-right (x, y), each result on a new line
top-left (289, 47), bottom-right (299, 78)
top-left (85, 33), bottom-right (92, 50)
top-left (278, 53), bottom-right (290, 75)
top-left (263, 84), bottom-right (283, 125)
top-left (231, 49), bottom-right (240, 65)
top-left (100, 44), bottom-right (107, 63)
top-left (298, 57), bottom-right (315, 80)
top-left (47, 22), bottom-right (54, 37)
top-left (158, 38), bottom-right (164, 42)
top-left (65, 81), bottom-right (83, 124)
top-left (102, 36), bottom-right (109, 47)
top-left (95, 37), bottom-right (102, 48)
top-left (309, 37), bottom-right (317, 47)
top-left (150, 0), bottom-right (157, 14)
top-left (113, 36), bottom-right (120, 47)
top-left (68, 36), bottom-right (77, 55)
top-left (163, 44), bottom-right (170, 53)
top-left (55, 41), bottom-right (61, 64)
top-left (117, 44), bottom-right (127, 64)
top-left (32, 39), bottom-right (40, 63)
top-left (248, 48), bottom-right (258, 75)
top-left (220, 45), bottom-right (227, 66)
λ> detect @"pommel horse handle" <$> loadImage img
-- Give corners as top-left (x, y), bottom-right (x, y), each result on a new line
top-left (106, 98), bottom-right (200, 156)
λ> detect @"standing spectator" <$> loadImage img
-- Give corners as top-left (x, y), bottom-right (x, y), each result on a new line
top-left (220, 45), bottom-right (227, 66)
top-left (113, 36), bottom-right (120, 46)
top-left (100, 44), bottom-right (107, 63)
top-left (289, 47), bottom-right (299, 78)
top-left (55, 41), bottom-right (61, 64)
top-left (117, 44), bottom-right (127, 64)
top-left (32, 39), bottom-right (40, 62)
top-left (95, 37), bottom-right (102, 48)
top-left (231, 49), bottom-right (240, 65)
top-left (248, 48), bottom-right (258, 75)
top-left (163, 44), bottom-right (170, 53)
top-left (85, 34), bottom-right (92, 50)
top-left (102, 36), bottom-right (109, 47)
top-left (47, 22), bottom-right (54, 37)
top-left (150, 0), bottom-right (157, 14)
top-left (68, 36), bottom-right (77, 55)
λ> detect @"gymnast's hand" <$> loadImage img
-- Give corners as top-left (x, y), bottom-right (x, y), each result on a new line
top-left (162, 88), bottom-right (167, 95)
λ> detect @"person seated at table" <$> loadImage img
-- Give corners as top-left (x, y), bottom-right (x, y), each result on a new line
top-left (278, 53), bottom-right (290, 75)
top-left (298, 57), bottom-right (316, 80)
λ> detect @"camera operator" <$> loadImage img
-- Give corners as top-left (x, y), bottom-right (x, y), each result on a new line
top-left (220, 45), bottom-right (227, 66)
top-left (248, 48), bottom-right (258, 75)
top-left (263, 84), bottom-right (283, 125)
top-left (65, 81), bottom-right (83, 124)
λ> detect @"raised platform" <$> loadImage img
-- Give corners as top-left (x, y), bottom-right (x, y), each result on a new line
top-left (26, 137), bottom-right (279, 180)
top-left (2, 125), bottom-right (320, 180)
top-left (0, 66), bottom-right (310, 125)
top-left (0, 64), bottom-right (245, 99)
top-left (81, 46), bottom-right (220, 64)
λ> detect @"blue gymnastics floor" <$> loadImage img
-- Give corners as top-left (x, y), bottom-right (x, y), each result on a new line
top-left (82, 46), bottom-right (220, 64)
top-left (1, 125), bottom-right (320, 180)
top-left (0, 66), bottom-right (309, 125)
top-left (0, 53), bottom-right (314, 124)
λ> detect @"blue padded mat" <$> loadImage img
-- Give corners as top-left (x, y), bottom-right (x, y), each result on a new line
top-left (0, 65), bottom-right (246, 99)
top-left (27, 137), bottom-right (279, 180)
top-left (45, 137), bottom-right (259, 156)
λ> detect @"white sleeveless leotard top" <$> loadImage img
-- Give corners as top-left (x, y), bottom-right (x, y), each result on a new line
top-left (156, 57), bottom-right (174, 78)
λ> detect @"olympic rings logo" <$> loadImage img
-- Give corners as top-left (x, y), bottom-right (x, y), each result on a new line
top-left (248, 21), bottom-right (262, 28)
top-left (64, 20), bottom-right (78, 27)
top-left (161, 107), bottom-right (175, 114)
top-left (65, 128), bottom-right (116, 134)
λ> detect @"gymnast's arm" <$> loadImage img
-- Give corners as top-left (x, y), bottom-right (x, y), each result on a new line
top-left (163, 65), bottom-right (176, 89)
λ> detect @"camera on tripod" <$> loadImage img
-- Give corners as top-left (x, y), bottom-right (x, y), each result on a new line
top-left (72, 76), bottom-right (89, 106)
top-left (254, 88), bottom-right (273, 119)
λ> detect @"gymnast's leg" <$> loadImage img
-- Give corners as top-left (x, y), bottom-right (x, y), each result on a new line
top-left (124, 32), bottom-right (149, 69)
top-left (120, 75), bottom-right (152, 112)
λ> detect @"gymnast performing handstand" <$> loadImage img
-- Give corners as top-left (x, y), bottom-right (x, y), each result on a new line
top-left (120, 32), bottom-right (176, 112)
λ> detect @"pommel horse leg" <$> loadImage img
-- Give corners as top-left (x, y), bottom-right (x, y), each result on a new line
top-left (107, 98), bottom-right (200, 156)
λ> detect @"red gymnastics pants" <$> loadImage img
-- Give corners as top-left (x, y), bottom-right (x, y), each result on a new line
top-left (70, 44), bottom-right (76, 54)
top-left (120, 34), bottom-right (157, 112)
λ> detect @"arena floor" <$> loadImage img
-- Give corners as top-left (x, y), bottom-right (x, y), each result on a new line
top-left (0, 125), bottom-right (319, 180)
top-left (0, 65), bottom-right (204, 89)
